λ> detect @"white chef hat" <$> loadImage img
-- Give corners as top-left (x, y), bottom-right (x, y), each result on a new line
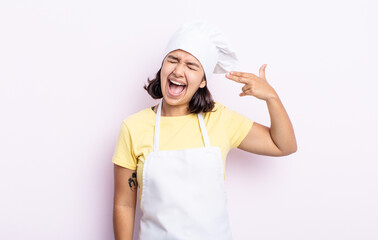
top-left (162, 19), bottom-right (238, 81)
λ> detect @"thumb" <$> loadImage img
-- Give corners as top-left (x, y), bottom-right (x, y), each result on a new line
top-left (259, 64), bottom-right (267, 80)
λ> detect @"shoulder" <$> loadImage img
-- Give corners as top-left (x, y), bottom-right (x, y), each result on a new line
top-left (202, 101), bottom-right (226, 122)
top-left (121, 106), bottom-right (154, 129)
top-left (205, 101), bottom-right (227, 116)
top-left (208, 101), bottom-right (225, 113)
top-left (213, 101), bottom-right (224, 110)
top-left (208, 101), bottom-right (251, 121)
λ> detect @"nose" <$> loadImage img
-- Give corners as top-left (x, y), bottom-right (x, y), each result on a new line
top-left (172, 62), bottom-right (185, 77)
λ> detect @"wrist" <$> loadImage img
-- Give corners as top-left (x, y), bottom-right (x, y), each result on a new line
top-left (266, 90), bottom-right (279, 103)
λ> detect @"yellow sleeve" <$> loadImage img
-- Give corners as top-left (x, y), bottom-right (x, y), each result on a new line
top-left (111, 121), bottom-right (137, 170)
top-left (221, 105), bottom-right (254, 149)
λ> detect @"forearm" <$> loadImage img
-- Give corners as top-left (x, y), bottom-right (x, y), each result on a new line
top-left (266, 92), bottom-right (297, 155)
top-left (113, 205), bottom-right (136, 240)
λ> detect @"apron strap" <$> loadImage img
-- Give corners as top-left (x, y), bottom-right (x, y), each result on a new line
top-left (153, 98), bottom-right (163, 151)
top-left (197, 113), bottom-right (210, 148)
top-left (154, 98), bottom-right (211, 151)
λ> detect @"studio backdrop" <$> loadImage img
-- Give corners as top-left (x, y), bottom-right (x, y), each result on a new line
top-left (1, 0), bottom-right (377, 239)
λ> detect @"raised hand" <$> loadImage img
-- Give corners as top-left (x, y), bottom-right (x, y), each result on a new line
top-left (225, 64), bottom-right (277, 101)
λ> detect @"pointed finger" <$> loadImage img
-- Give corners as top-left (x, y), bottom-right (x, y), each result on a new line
top-left (229, 71), bottom-right (257, 79)
top-left (226, 72), bottom-right (249, 84)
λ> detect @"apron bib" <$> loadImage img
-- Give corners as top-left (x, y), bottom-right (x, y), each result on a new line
top-left (139, 98), bottom-right (232, 240)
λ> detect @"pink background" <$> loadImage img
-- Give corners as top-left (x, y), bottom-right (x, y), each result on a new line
top-left (1, 0), bottom-right (377, 239)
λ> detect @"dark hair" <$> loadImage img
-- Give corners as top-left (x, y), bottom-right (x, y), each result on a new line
top-left (143, 68), bottom-right (216, 114)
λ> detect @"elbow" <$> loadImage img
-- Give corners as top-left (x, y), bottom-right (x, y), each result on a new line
top-left (289, 145), bottom-right (298, 155)
top-left (285, 138), bottom-right (298, 155)
top-left (279, 143), bottom-right (297, 156)
top-left (290, 142), bottom-right (298, 154)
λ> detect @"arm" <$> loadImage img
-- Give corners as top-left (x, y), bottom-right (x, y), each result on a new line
top-left (113, 164), bottom-right (138, 240)
top-left (238, 94), bottom-right (297, 156)
top-left (226, 64), bottom-right (297, 156)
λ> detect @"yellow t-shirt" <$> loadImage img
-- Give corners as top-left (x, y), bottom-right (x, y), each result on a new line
top-left (112, 101), bottom-right (254, 201)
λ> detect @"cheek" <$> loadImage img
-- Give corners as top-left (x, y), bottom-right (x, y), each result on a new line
top-left (191, 72), bottom-right (205, 83)
top-left (160, 62), bottom-right (170, 75)
top-left (160, 67), bottom-right (168, 78)
top-left (160, 68), bottom-right (170, 83)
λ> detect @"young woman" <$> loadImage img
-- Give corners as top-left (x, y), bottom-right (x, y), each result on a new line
top-left (112, 21), bottom-right (297, 240)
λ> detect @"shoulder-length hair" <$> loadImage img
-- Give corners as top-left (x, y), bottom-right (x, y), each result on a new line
top-left (143, 67), bottom-right (216, 114)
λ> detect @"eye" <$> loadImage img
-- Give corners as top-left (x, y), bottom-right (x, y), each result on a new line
top-left (188, 66), bottom-right (196, 71)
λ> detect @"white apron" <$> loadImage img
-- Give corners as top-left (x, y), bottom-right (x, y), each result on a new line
top-left (138, 98), bottom-right (233, 240)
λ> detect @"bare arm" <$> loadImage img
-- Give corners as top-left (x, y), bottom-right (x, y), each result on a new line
top-left (226, 64), bottom-right (297, 156)
top-left (113, 164), bottom-right (138, 240)
top-left (238, 94), bottom-right (297, 156)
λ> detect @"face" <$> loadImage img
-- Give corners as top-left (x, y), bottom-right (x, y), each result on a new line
top-left (160, 49), bottom-right (206, 108)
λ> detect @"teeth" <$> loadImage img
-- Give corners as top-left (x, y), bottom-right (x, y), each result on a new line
top-left (170, 79), bottom-right (186, 86)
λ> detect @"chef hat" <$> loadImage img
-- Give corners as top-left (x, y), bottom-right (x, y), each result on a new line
top-left (162, 19), bottom-right (238, 81)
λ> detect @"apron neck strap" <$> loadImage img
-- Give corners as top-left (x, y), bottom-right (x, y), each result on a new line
top-left (154, 98), bottom-right (210, 151)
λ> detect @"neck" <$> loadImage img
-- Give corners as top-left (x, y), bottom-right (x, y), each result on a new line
top-left (160, 99), bottom-right (191, 117)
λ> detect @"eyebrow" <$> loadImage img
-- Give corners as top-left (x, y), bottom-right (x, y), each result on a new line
top-left (166, 55), bottom-right (200, 68)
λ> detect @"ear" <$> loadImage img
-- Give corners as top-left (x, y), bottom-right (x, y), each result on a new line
top-left (199, 76), bottom-right (207, 88)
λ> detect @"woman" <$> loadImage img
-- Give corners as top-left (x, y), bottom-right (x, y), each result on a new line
top-left (113, 20), bottom-right (297, 240)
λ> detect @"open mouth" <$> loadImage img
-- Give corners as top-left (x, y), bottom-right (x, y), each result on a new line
top-left (168, 79), bottom-right (187, 96)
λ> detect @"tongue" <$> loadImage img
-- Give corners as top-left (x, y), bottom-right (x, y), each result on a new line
top-left (170, 84), bottom-right (185, 94)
